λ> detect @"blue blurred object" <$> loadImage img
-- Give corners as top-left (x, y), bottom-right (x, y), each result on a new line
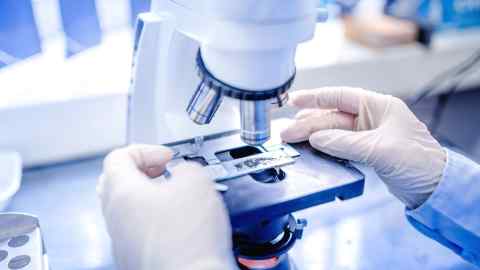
top-left (0, 0), bottom-right (41, 68)
top-left (386, 0), bottom-right (480, 30)
top-left (58, 0), bottom-right (102, 57)
top-left (333, 0), bottom-right (480, 30)
top-left (434, 0), bottom-right (480, 29)
top-left (130, 0), bottom-right (151, 26)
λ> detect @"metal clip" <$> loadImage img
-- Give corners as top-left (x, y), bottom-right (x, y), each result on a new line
top-left (271, 92), bottom-right (289, 108)
top-left (192, 136), bottom-right (204, 154)
top-left (294, 219), bottom-right (308, 239)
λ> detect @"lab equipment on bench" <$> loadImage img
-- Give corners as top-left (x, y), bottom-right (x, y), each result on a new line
top-left (128, 1), bottom-right (365, 269)
top-left (0, 213), bottom-right (48, 270)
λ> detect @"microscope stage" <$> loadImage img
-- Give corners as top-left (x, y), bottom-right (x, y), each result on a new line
top-left (166, 130), bottom-right (365, 228)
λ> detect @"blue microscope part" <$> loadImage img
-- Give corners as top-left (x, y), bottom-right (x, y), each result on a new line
top-left (167, 132), bottom-right (365, 228)
top-left (58, 0), bottom-right (102, 57)
top-left (0, 0), bottom-right (41, 68)
top-left (167, 132), bottom-right (364, 270)
top-left (222, 142), bottom-right (365, 228)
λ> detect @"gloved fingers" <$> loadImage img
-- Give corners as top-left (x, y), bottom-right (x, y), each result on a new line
top-left (294, 108), bottom-right (328, 120)
top-left (100, 145), bottom-right (174, 203)
top-left (309, 129), bottom-right (376, 163)
top-left (96, 173), bottom-right (107, 201)
top-left (289, 87), bottom-right (367, 114)
top-left (96, 173), bottom-right (117, 220)
top-left (126, 144), bottom-right (175, 178)
top-left (104, 144), bottom-right (174, 180)
top-left (168, 162), bottom-right (213, 185)
top-left (281, 110), bottom-right (355, 143)
top-left (167, 162), bottom-right (220, 198)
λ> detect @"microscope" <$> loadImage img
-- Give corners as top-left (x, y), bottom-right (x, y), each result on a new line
top-left (128, 1), bottom-right (365, 269)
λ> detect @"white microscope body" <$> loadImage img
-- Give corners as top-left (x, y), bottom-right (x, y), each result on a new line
top-left (129, 0), bottom-right (319, 146)
top-left (126, 4), bottom-right (364, 270)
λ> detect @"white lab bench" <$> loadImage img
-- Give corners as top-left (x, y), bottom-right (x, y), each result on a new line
top-left (1, 21), bottom-right (479, 167)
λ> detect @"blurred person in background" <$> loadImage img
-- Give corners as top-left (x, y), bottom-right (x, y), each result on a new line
top-left (333, 0), bottom-right (480, 48)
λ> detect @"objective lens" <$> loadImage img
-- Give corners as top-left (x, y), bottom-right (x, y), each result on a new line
top-left (186, 81), bottom-right (223, 125)
top-left (240, 100), bottom-right (271, 145)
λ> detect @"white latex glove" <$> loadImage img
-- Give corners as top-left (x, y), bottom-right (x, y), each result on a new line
top-left (97, 145), bottom-right (237, 270)
top-left (281, 87), bottom-right (446, 209)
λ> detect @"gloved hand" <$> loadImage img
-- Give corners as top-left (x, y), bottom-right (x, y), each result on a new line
top-left (97, 145), bottom-right (237, 270)
top-left (281, 87), bottom-right (446, 209)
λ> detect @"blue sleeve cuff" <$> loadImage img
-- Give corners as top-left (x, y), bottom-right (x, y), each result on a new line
top-left (406, 148), bottom-right (480, 266)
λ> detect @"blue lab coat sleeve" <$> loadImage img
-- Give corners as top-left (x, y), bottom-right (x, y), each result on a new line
top-left (406, 148), bottom-right (480, 267)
